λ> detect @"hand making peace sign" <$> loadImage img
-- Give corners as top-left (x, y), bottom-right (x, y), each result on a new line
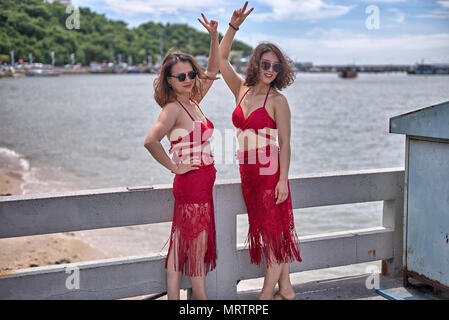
top-left (230, 1), bottom-right (254, 29)
top-left (198, 13), bottom-right (218, 38)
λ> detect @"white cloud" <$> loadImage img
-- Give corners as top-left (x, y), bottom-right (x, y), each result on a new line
top-left (250, 0), bottom-right (354, 22)
top-left (236, 30), bottom-right (449, 64)
top-left (388, 8), bottom-right (405, 23)
top-left (416, 0), bottom-right (449, 18)
top-left (103, 0), bottom-right (223, 16)
top-left (437, 1), bottom-right (449, 8)
top-left (415, 10), bottom-right (449, 19)
top-left (361, 0), bottom-right (406, 2)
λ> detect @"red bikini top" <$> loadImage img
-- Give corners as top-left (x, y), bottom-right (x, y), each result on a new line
top-left (169, 99), bottom-right (214, 165)
top-left (232, 88), bottom-right (277, 163)
top-left (232, 87), bottom-right (276, 131)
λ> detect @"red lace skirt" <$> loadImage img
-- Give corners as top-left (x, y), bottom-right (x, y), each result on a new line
top-left (165, 163), bottom-right (217, 277)
top-left (237, 146), bottom-right (302, 267)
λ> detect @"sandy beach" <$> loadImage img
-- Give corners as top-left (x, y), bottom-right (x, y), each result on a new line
top-left (0, 168), bottom-right (183, 299)
top-left (0, 167), bottom-right (172, 269)
top-left (0, 168), bottom-right (23, 197)
top-left (0, 169), bottom-right (114, 272)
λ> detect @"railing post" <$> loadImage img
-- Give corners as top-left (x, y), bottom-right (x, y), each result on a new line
top-left (205, 182), bottom-right (240, 299)
top-left (381, 172), bottom-right (404, 278)
top-left (186, 288), bottom-right (193, 300)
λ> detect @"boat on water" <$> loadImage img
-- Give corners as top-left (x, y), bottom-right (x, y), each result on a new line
top-left (125, 66), bottom-right (141, 74)
top-left (26, 69), bottom-right (60, 77)
top-left (0, 66), bottom-right (16, 78)
top-left (407, 63), bottom-right (449, 75)
top-left (339, 69), bottom-right (358, 79)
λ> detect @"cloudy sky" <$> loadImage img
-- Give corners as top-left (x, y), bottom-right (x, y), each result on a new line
top-left (71, 0), bottom-right (449, 64)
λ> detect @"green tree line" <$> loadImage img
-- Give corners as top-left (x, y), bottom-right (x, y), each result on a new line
top-left (0, 0), bottom-right (253, 66)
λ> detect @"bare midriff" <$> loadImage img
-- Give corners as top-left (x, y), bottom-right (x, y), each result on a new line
top-left (236, 127), bottom-right (278, 152)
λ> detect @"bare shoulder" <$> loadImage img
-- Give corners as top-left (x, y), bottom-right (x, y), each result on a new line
top-left (272, 91), bottom-right (288, 104)
top-left (270, 91), bottom-right (290, 113)
top-left (162, 100), bottom-right (180, 111)
top-left (161, 101), bottom-right (180, 116)
top-left (236, 85), bottom-right (250, 105)
top-left (157, 101), bottom-right (181, 128)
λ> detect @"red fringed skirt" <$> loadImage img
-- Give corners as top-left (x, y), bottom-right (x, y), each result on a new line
top-left (237, 146), bottom-right (302, 267)
top-left (165, 163), bottom-right (217, 277)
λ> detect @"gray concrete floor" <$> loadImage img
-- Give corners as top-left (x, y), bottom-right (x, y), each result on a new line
top-left (124, 273), bottom-right (448, 300)
top-left (237, 274), bottom-right (448, 300)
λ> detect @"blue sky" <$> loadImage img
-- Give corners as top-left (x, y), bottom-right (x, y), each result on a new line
top-left (71, 0), bottom-right (449, 64)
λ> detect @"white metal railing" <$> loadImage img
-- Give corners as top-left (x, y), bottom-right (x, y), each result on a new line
top-left (0, 167), bottom-right (404, 299)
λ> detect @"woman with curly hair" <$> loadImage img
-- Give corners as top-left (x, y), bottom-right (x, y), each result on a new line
top-left (219, 2), bottom-right (302, 300)
top-left (144, 14), bottom-right (219, 300)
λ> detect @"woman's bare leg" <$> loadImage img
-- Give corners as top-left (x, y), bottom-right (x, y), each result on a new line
top-left (189, 230), bottom-right (208, 300)
top-left (190, 276), bottom-right (208, 300)
top-left (166, 234), bottom-right (182, 300)
top-left (274, 263), bottom-right (295, 300)
top-left (258, 261), bottom-right (283, 300)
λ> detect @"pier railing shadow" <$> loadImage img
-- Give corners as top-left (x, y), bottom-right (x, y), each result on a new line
top-left (0, 167), bottom-right (404, 299)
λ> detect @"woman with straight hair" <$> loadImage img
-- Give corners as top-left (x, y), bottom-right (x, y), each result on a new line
top-left (219, 2), bottom-right (302, 300)
top-left (144, 14), bottom-right (219, 300)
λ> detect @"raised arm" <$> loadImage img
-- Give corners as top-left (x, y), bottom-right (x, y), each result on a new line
top-left (197, 13), bottom-right (219, 102)
top-left (219, 1), bottom-right (254, 100)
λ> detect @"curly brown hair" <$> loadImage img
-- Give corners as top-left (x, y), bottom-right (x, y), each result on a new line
top-left (244, 42), bottom-right (295, 90)
top-left (153, 51), bottom-right (215, 107)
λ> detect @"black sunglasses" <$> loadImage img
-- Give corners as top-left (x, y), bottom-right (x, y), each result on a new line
top-left (169, 70), bottom-right (197, 82)
top-left (261, 61), bottom-right (282, 73)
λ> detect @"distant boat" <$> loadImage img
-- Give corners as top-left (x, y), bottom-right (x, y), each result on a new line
top-left (407, 64), bottom-right (449, 75)
top-left (0, 66), bottom-right (16, 77)
top-left (125, 66), bottom-right (141, 74)
top-left (26, 69), bottom-right (60, 77)
top-left (89, 62), bottom-right (113, 74)
top-left (339, 69), bottom-right (358, 79)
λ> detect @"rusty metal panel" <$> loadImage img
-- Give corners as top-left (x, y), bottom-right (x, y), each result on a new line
top-left (405, 138), bottom-right (449, 288)
top-left (390, 101), bottom-right (449, 140)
